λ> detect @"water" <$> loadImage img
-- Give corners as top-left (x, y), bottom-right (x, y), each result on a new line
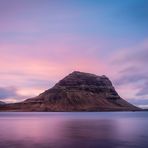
top-left (0, 112), bottom-right (148, 148)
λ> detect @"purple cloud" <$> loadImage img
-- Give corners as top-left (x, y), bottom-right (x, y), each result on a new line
top-left (112, 40), bottom-right (148, 98)
top-left (0, 86), bottom-right (17, 99)
top-left (136, 81), bottom-right (148, 96)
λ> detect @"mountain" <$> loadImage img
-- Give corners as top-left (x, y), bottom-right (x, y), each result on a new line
top-left (0, 71), bottom-right (140, 111)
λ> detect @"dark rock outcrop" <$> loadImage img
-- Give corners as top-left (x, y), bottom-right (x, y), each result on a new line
top-left (0, 71), bottom-right (140, 111)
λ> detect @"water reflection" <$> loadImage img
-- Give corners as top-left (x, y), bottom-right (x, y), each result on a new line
top-left (62, 119), bottom-right (118, 148)
top-left (0, 112), bottom-right (148, 148)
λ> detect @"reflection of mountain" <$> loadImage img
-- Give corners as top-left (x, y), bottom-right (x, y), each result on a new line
top-left (0, 71), bottom-right (140, 111)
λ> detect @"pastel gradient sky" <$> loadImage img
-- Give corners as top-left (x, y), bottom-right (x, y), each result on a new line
top-left (0, 0), bottom-right (148, 108)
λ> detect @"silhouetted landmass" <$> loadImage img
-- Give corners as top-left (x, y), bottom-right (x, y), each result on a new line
top-left (0, 71), bottom-right (141, 111)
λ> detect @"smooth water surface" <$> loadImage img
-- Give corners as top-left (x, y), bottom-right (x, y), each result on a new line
top-left (0, 112), bottom-right (148, 148)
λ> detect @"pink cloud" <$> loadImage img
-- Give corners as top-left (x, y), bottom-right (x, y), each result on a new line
top-left (0, 38), bottom-right (113, 102)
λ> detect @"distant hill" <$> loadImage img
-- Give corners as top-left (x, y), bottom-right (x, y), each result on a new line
top-left (0, 71), bottom-right (140, 111)
top-left (143, 109), bottom-right (148, 111)
top-left (0, 101), bottom-right (6, 105)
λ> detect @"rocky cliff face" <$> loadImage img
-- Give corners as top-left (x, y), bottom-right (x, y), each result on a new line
top-left (0, 71), bottom-right (140, 111)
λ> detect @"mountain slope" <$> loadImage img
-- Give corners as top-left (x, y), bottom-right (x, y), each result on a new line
top-left (0, 71), bottom-right (140, 111)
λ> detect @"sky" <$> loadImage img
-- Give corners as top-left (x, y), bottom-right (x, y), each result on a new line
top-left (0, 0), bottom-right (148, 108)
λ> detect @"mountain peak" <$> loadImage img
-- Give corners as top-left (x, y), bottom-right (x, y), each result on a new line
top-left (70, 71), bottom-right (106, 78)
top-left (55, 71), bottom-right (110, 88)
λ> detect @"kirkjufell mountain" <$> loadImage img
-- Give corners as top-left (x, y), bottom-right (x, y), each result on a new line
top-left (0, 71), bottom-right (140, 111)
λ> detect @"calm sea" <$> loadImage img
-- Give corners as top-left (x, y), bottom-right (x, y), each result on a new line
top-left (0, 112), bottom-right (148, 148)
